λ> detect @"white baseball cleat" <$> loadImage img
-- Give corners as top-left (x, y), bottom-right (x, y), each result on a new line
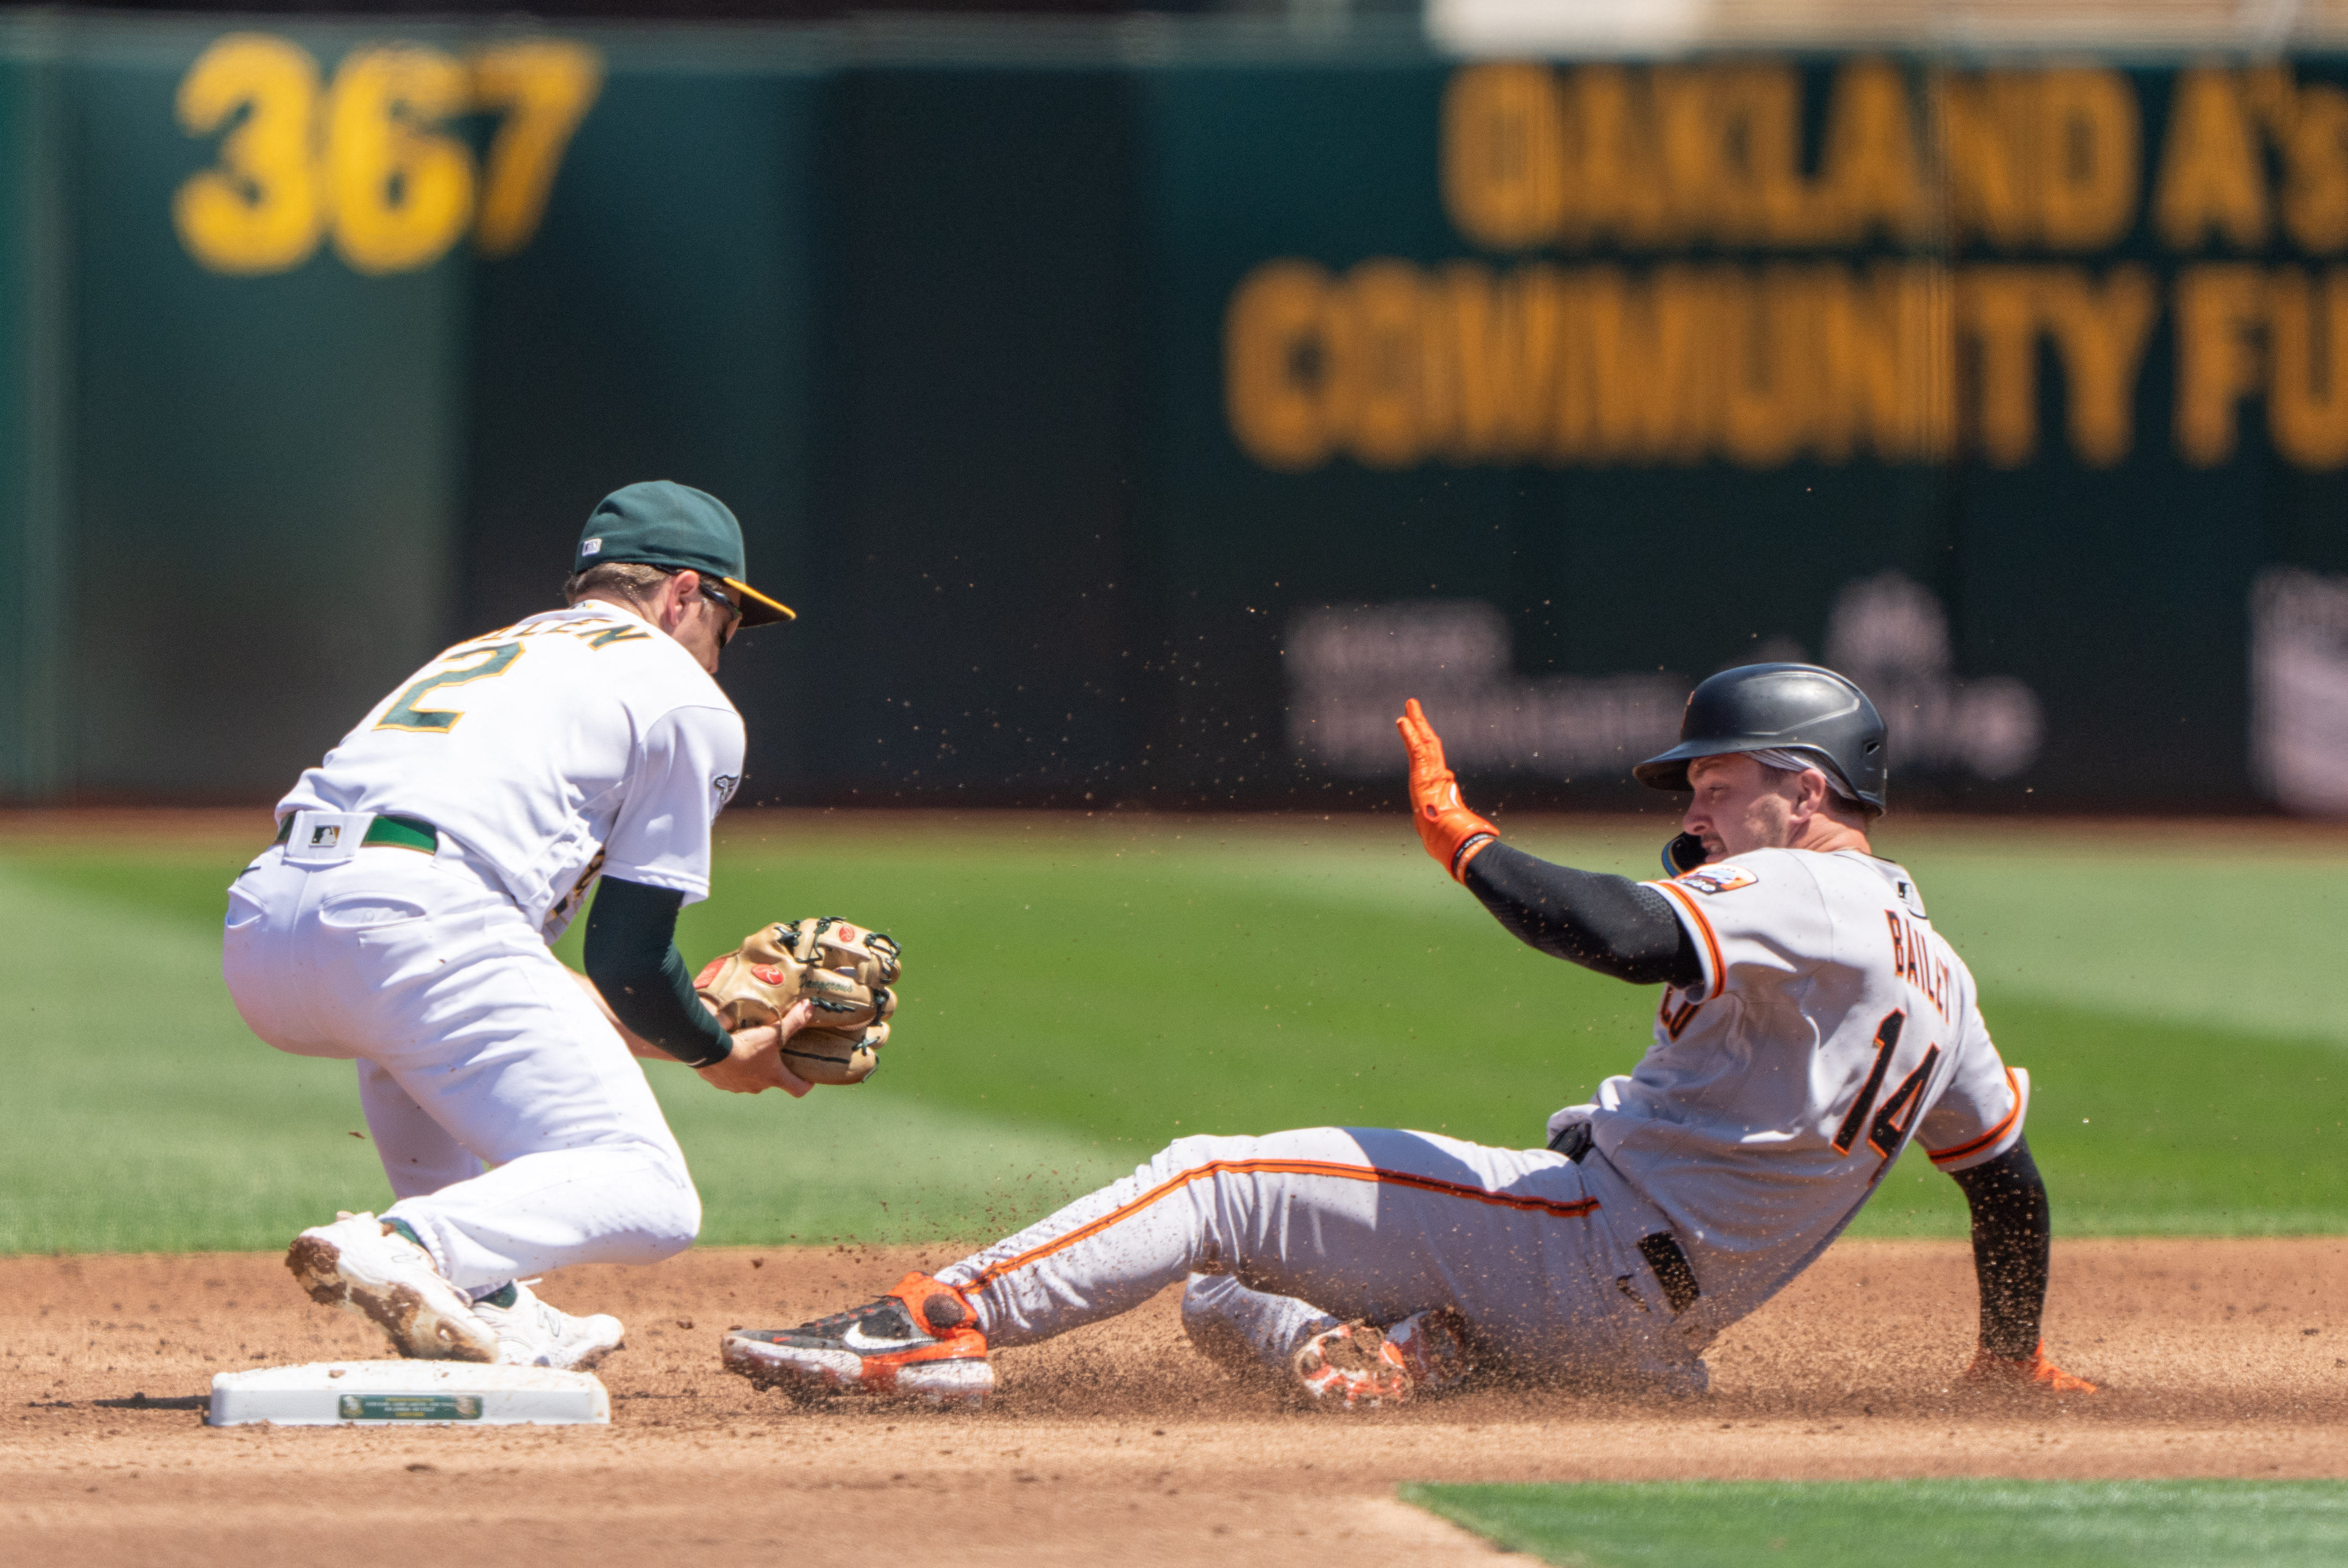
top-left (475, 1280), bottom-right (626, 1371)
top-left (285, 1212), bottom-right (499, 1363)
top-left (1290, 1307), bottom-right (1475, 1410)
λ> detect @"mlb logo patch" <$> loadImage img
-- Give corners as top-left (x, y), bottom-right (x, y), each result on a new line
top-left (581, 537), bottom-right (603, 558)
top-left (1677, 864), bottom-right (1757, 895)
top-left (285, 810), bottom-right (365, 866)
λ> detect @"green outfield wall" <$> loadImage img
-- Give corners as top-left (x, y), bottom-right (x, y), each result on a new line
top-left (1, 18), bottom-right (2345, 812)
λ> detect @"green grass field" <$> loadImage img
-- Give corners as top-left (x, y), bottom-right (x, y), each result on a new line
top-left (2, 814), bottom-right (2342, 1252)
top-left (1400, 1480), bottom-right (2348, 1567)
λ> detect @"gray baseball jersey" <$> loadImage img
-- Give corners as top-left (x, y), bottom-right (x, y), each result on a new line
top-left (1558, 847), bottom-right (2026, 1343)
top-left (926, 846), bottom-right (2026, 1389)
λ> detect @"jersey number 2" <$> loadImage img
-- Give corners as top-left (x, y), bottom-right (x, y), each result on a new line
top-left (1832, 1009), bottom-right (1943, 1160)
top-left (376, 642), bottom-right (523, 734)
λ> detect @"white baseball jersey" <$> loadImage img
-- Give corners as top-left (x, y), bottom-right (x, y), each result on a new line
top-left (1568, 847), bottom-right (2026, 1342)
top-left (276, 602), bottom-right (745, 940)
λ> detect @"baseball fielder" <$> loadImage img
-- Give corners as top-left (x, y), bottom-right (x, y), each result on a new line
top-left (223, 481), bottom-right (809, 1369)
top-left (720, 663), bottom-right (2091, 1409)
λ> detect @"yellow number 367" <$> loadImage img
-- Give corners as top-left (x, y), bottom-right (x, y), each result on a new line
top-left (173, 33), bottom-right (602, 277)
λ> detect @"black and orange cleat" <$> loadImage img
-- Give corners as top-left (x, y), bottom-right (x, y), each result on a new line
top-left (722, 1272), bottom-right (992, 1408)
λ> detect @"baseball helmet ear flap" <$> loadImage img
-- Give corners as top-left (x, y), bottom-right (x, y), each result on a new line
top-left (1633, 663), bottom-right (1889, 814)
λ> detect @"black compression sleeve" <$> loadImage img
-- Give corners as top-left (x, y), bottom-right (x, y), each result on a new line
top-left (1949, 1135), bottom-right (2051, 1359)
top-left (1462, 841), bottom-right (1703, 989)
top-left (582, 875), bottom-right (735, 1070)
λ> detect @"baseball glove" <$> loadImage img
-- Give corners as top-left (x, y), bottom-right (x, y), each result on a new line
top-left (693, 917), bottom-right (902, 1085)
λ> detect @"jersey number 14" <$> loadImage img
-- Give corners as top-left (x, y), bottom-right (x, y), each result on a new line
top-left (1832, 1010), bottom-right (1942, 1163)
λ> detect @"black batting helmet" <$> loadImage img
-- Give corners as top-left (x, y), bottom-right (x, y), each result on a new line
top-left (1633, 663), bottom-right (1888, 814)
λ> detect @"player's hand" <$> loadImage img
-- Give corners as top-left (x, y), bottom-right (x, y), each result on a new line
top-left (1963, 1341), bottom-right (2097, 1395)
top-left (1396, 698), bottom-right (1500, 882)
top-left (697, 999), bottom-right (817, 1097)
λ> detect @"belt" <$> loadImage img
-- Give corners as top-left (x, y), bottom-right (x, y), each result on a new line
top-left (272, 812), bottom-right (439, 854)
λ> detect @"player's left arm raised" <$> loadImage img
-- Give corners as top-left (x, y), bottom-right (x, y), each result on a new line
top-left (1396, 699), bottom-right (1702, 988)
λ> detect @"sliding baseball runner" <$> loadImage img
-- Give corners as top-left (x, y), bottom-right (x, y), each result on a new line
top-left (224, 481), bottom-right (812, 1370)
top-left (721, 663), bottom-right (2092, 1407)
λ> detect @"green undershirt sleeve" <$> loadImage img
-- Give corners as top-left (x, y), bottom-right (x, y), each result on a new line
top-left (581, 875), bottom-right (734, 1070)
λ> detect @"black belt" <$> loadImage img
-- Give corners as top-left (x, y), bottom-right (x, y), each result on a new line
top-left (272, 813), bottom-right (440, 854)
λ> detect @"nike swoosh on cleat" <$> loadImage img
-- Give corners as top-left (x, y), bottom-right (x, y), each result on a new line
top-left (839, 1325), bottom-right (930, 1353)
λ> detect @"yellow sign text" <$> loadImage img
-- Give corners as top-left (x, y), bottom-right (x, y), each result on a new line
top-left (174, 33), bottom-right (602, 277)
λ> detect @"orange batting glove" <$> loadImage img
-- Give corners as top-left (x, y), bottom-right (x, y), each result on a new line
top-left (1396, 698), bottom-right (1499, 883)
top-left (1964, 1342), bottom-right (2097, 1395)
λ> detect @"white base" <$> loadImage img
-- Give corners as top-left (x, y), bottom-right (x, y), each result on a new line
top-left (207, 1361), bottom-right (611, 1426)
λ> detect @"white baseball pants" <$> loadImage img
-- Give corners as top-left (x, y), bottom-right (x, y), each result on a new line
top-left (937, 1127), bottom-right (1708, 1391)
top-left (222, 839), bottom-right (699, 1294)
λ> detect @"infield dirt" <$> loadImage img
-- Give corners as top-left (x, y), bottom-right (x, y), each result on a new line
top-left (7, 1237), bottom-right (2348, 1566)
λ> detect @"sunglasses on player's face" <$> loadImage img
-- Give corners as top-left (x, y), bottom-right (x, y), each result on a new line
top-left (696, 579), bottom-right (743, 647)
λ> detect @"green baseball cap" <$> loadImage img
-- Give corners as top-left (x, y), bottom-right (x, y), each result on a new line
top-left (573, 480), bottom-right (795, 626)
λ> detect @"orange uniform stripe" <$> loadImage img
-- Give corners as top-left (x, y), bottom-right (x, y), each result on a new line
top-left (1926, 1067), bottom-right (2025, 1166)
top-left (1652, 880), bottom-right (1724, 994)
top-left (965, 1157), bottom-right (1599, 1290)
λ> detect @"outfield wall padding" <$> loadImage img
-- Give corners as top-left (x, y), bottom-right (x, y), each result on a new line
top-left (1, 20), bottom-right (2343, 811)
